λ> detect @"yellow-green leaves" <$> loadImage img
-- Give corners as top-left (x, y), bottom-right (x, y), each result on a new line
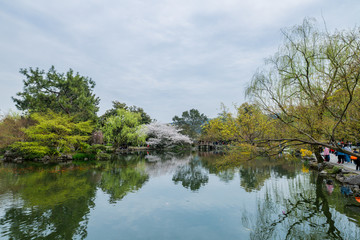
top-left (11, 111), bottom-right (94, 158)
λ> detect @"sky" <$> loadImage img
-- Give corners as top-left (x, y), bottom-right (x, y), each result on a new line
top-left (0, 0), bottom-right (359, 122)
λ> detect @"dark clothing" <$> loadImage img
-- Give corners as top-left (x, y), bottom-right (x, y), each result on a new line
top-left (355, 159), bottom-right (360, 170)
top-left (353, 150), bottom-right (360, 170)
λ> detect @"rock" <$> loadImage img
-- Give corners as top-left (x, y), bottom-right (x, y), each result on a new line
top-left (14, 157), bottom-right (23, 163)
top-left (336, 175), bottom-right (345, 182)
top-left (352, 186), bottom-right (360, 193)
top-left (319, 170), bottom-right (329, 176)
top-left (3, 150), bottom-right (17, 162)
top-left (344, 175), bottom-right (360, 185)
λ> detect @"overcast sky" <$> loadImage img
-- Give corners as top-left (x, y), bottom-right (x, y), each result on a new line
top-left (0, 0), bottom-right (359, 122)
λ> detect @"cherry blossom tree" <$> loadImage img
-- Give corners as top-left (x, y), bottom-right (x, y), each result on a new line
top-left (142, 122), bottom-right (192, 149)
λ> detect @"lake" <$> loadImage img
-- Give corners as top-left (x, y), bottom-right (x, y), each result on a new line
top-left (1, 152), bottom-right (360, 240)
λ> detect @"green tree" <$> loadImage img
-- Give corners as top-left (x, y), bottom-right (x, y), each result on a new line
top-left (172, 109), bottom-right (208, 139)
top-left (11, 111), bottom-right (94, 159)
top-left (200, 103), bottom-right (275, 145)
top-left (100, 101), bottom-right (152, 125)
top-left (12, 66), bottom-right (100, 121)
top-left (246, 18), bottom-right (360, 162)
top-left (101, 109), bottom-right (146, 148)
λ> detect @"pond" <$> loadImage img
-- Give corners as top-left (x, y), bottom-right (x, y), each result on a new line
top-left (1, 152), bottom-right (360, 240)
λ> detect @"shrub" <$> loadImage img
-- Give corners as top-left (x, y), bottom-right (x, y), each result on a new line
top-left (11, 111), bottom-right (94, 159)
top-left (72, 152), bottom-right (96, 161)
top-left (0, 112), bottom-right (34, 149)
top-left (300, 149), bottom-right (313, 157)
top-left (10, 142), bottom-right (51, 159)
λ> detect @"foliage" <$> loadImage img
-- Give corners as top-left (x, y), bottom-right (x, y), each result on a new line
top-left (98, 161), bottom-right (149, 203)
top-left (11, 111), bottom-right (94, 158)
top-left (12, 66), bottom-right (100, 121)
top-left (72, 153), bottom-right (96, 161)
top-left (0, 165), bottom-right (98, 239)
top-left (142, 122), bottom-right (192, 149)
top-left (172, 109), bottom-right (208, 139)
top-left (11, 142), bottom-right (51, 159)
top-left (331, 166), bottom-right (341, 174)
top-left (101, 109), bottom-right (146, 148)
top-left (246, 18), bottom-right (360, 162)
top-left (100, 101), bottom-right (152, 125)
top-left (201, 103), bottom-right (276, 146)
top-left (172, 156), bottom-right (209, 191)
top-left (300, 149), bottom-right (313, 158)
top-left (0, 112), bottom-right (33, 150)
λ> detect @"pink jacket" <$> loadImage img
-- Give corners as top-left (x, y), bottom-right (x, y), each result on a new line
top-left (324, 147), bottom-right (330, 155)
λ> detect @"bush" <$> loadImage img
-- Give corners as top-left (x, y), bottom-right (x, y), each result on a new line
top-left (331, 166), bottom-right (342, 174)
top-left (300, 149), bottom-right (313, 157)
top-left (0, 113), bottom-right (34, 149)
top-left (89, 144), bottom-right (107, 154)
top-left (10, 142), bottom-right (52, 159)
top-left (72, 152), bottom-right (96, 161)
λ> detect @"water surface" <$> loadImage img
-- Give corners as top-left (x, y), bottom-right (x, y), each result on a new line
top-left (1, 152), bottom-right (360, 239)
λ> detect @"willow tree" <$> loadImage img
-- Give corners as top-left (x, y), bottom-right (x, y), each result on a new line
top-left (246, 18), bottom-right (360, 162)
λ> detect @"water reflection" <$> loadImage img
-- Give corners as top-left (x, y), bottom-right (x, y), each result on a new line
top-left (0, 153), bottom-right (360, 239)
top-left (172, 156), bottom-right (209, 191)
top-left (242, 173), bottom-right (360, 240)
top-left (98, 160), bottom-right (149, 203)
top-left (0, 165), bottom-right (98, 239)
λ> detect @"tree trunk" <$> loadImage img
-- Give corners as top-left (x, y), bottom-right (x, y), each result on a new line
top-left (313, 146), bottom-right (324, 163)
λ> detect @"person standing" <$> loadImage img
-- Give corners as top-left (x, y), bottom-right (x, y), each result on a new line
top-left (337, 145), bottom-right (345, 164)
top-left (323, 147), bottom-right (330, 162)
top-left (353, 149), bottom-right (360, 171)
top-left (344, 144), bottom-right (352, 163)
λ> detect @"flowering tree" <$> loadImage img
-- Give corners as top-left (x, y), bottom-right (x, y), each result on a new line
top-left (142, 122), bottom-right (192, 149)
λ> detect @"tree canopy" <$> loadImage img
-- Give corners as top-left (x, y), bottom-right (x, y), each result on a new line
top-left (101, 109), bottom-right (146, 148)
top-left (11, 111), bottom-right (94, 159)
top-left (246, 18), bottom-right (360, 161)
top-left (172, 109), bottom-right (208, 139)
top-left (143, 122), bottom-right (192, 149)
top-left (100, 101), bottom-right (152, 125)
top-left (12, 66), bottom-right (100, 121)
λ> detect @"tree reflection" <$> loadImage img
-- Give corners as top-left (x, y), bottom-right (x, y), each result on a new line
top-left (172, 156), bottom-right (209, 191)
top-left (199, 153), bottom-right (300, 192)
top-left (0, 165), bottom-right (98, 239)
top-left (99, 161), bottom-right (149, 203)
top-left (239, 166), bottom-right (270, 192)
top-left (216, 168), bottom-right (235, 183)
top-left (242, 173), bottom-right (360, 240)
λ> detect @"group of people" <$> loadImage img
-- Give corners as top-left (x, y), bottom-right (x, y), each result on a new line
top-left (323, 143), bottom-right (360, 171)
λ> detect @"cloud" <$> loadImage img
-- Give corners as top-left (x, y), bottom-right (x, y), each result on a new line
top-left (0, 0), bottom-right (359, 121)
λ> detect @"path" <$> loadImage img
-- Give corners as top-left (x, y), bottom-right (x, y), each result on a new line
top-left (327, 153), bottom-right (358, 171)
